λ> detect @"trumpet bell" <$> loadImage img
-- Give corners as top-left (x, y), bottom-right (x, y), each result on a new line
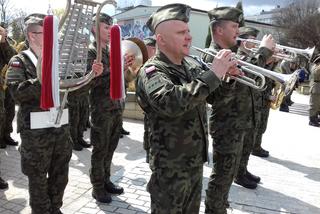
top-left (122, 38), bottom-right (148, 81)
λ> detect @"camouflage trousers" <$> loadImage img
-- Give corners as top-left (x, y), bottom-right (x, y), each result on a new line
top-left (254, 107), bottom-right (270, 150)
top-left (90, 109), bottom-right (122, 190)
top-left (147, 166), bottom-right (203, 214)
top-left (68, 95), bottom-right (89, 144)
top-left (236, 128), bottom-right (255, 177)
top-left (3, 88), bottom-right (15, 137)
top-left (0, 90), bottom-right (5, 143)
top-left (20, 126), bottom-right (72, 214)
top-left (143, 113), bottom-right (150, 163)
top-left (205, 130), bottom-right (245, 214)
top-left (309, 93), bottom-right (320, 118)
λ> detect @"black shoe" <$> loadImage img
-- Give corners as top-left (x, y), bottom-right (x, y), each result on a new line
top-left (4, 136), bottom-right (18, 146)
top-left (121, 128), bottom-right (130, 135)
top-left (0, 177), bottom-right (8, 189)
top-left (309, 121), bottom-right (320, 127)
top-left (73, 142), bottom-right (83, 151)
top-left (245, 170), bottom-right (261, 183)
top-left (78, 138), bottom-right (91, 148)
top-left (234, 176), bottom-right (257, 189)
top-left (105, 182), bottom-right (124, 195)
top-left (252, 148), bottom-right (269, 158)
top-left (119, 134), bottom-right (124, 138)
top-left (279, 107), bottom-right (289, 112)
top-left (92, 188), bottom-right (112, 203)
top-left (288, 100), bottom-right (294, 106)
top-left (0, 143), bottom-right (6, 149)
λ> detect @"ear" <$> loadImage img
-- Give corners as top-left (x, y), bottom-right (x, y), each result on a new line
top-left (156, 34), bottom-right (165, 46)
top-left (216, 26), bottom-right (224, 36)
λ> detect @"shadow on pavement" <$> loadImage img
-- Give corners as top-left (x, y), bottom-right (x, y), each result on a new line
top-left (229, 184), bottom-right (320, 214)
top-left (266, 156), bottom-right (320, 182)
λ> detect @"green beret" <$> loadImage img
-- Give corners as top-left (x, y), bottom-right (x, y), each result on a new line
top-left (143, 37), bottom-right (156, 47)
top-left (146, 3), bottom-right (191, 33)
top-left (24, 13), bottom-right (46, 26)
top-left (208, 7), bottom-right (243, 25)
top-left (93, 13), bottom-right (113, 25)
top-left (239, 26), bottom-right (259, 38)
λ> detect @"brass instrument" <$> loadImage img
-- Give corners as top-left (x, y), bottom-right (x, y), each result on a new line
top-left (192, 46), bottom-right (266, 90)
top-left (270, 82), bottom-right (285, 110)
top-left (237, 37), bottom-right (315, 62)
top-left (122, 37), bottom-right (148, 82)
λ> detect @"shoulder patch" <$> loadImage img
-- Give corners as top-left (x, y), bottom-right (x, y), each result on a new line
top-left (145, 65), bottom-right (156, 74)
top-left (146, 75), bottom-right (164, 94)
top-left (9, 61), bottom-right (21, 68)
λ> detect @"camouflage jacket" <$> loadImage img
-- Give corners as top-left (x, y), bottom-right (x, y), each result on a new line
top-left (204, 42), bottom-right (272, 131)
top-left (87, 42), bottom-right (123, 111)
top-left (0, 41), bottom-right (17, 87)
top-left (6, 49), bottom-right (66, 132)
top-left (136, 51), bottom-right (221, 169)
top-left (310, 64), bottom-right (320, 94)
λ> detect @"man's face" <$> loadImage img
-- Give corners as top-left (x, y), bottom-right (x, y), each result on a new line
top-left (28, 25), bottom-right (44, 49)
top-left (161, 20), bottom-right (192, 58)
top-left (220, 21), bottom-right (239, 48)
top-left (99, 22), bottom-right (111, 44)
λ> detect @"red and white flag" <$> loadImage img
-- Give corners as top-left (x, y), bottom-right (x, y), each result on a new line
top-left (40, 15), bottom-right (60, 110)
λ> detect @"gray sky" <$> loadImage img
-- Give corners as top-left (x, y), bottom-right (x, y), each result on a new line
top-left (8, 0), bottom-right (291, 16)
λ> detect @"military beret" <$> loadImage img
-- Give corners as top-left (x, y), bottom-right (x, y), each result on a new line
top-left (239, 26), bottom-right (260, 38)
top-left (143, 37), bottom-right (156, 47)
top-left (146, 3), bottom-right (191, 33)
top-left (24, 13), bottom-right (46, 26)
top-left (93, 13), bottom-right (113, 25)
top-left (208, 7), bottom-right (243, 25)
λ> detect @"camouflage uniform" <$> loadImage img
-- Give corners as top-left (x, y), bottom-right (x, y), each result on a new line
top-left (68, 83), bottom-right (90, 147)
top-left (279, 60), bottom-right (296, 111)
top-left (136, 50), bottom-right (221, 213)
top-left (309, 64), bottom-right (320, 123)
top-left (0, 41), bottom-right (16, 146)
top-left (6, 14), bottom-right (72, 214)
top-left (203, 7), bottom-right (272, 212)
top-left (87, 43), bottom-right (123, 191)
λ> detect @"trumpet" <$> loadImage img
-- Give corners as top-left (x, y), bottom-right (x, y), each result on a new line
top-left (237, 37), bottom-right (315, 62)
top-left (192, 46), bottom-right (266, 90)
top-left (192, 46), bottom-right (299, 95)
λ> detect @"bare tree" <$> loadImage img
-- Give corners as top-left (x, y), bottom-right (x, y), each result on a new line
top-left (0, 0), bottom-right (14, 25)
top-left (274, 0), bottom-right (320, 50)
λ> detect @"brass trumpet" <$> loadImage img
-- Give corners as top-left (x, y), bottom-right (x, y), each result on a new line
top-left (192, 46), bottom-right (266, 90)
top-left (192, 46), bottom-right (299, 95)
top-left (237, 37), bottom-right (315, 62)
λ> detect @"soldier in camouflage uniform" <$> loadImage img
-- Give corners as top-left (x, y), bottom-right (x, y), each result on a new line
top-left (0, 25), bottom-right (16, 189)
top-left (6, 14), bottom-right (74, 214)
top-left (0, 25), bottom-right (18, 149)
top-left (68, 80), bottom-right (91, 151)
top-left (235, 27), bottom-right (276, 189)
top-left (142, 37), bottom-right (156, 163)
top-left (309, 56), bottom-right (320, 127)
top-left (136, 4), bottom-right (240, 213)
top-left (88, 13), bottom-right (135, 203)
top-left (203, 7), bottom-right (274, 213)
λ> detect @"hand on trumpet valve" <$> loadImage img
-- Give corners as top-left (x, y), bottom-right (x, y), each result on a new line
top-left (211, 49), bottom-right (242, 79)
top-left (259, 34), bottom-right (276, 52)
top-left (124, 53), bottom-right (135, 72)
top-left (92, 60), bottom-right (103, 77)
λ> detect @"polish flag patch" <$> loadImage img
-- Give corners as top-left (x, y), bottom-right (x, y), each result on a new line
top-left (145, 65), bottom-right (156, 74)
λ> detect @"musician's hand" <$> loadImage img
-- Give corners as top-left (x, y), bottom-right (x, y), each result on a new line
top-left (92, 60), bottom-right (103, 77)
top-left (269, 95), bottom-right (276, 102)
top-left (124, 53), bottom-right (135, 72)
top-left (0, 26), bottom-right (7, 43)
top-left (259, 34), bottom-right (275, 52)
top-left (211, 49), bottom-right (238, 79)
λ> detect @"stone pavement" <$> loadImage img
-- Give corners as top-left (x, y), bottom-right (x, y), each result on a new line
top-left (0, 91), bottom-right (319, 214)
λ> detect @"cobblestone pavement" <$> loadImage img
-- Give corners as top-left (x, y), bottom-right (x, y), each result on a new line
top-left (0, 92), bottom-right (319, 214)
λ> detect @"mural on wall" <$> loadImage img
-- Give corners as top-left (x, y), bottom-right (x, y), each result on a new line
top-left (118, 18), bottom-right (153, 39)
